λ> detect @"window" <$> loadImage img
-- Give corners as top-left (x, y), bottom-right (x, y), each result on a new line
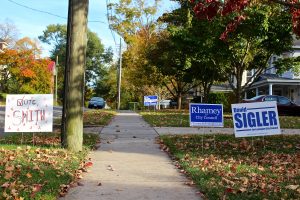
top-left (278, 96), bottom-right (291, 105)
top-left (264, 96), bottom-right (277, 102)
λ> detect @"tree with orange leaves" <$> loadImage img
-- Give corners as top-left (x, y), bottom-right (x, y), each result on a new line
top-left (0, 48), bottom-right (52, 94)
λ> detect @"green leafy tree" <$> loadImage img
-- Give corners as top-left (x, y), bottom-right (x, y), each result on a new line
top-left (107, 0), bottom-right (161, 44)
top-left (38, 24), bottom-right (113, 102)
top-left (221, 4), bottom-right (293, 102)
top-left (107, 0), bottom-right (170, 107)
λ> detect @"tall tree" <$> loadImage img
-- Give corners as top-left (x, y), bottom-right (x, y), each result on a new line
top-left (14, 37), bottom-right (42, 57)
top-left (220, 4), bottom-right (293, 102)
top-left (191, 0), bottom-right (300, 39)
top-left (39, 24), bottom-right (113, 102)
top-left (0, 19), bottom-right (19, 47)
top-left (61, 0), bottom-right (89, 152)
top-left (107, 0), bottom-right (161, 44)
top-left (107, 0), bottom-right (167, 107)
top-left (0, 49), bottom-right (52, 93)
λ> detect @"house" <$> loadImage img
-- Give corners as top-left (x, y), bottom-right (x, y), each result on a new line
top-left (0, 39), bottom-right (8, 87)
top-left (0, 39), bottom-right (8, 52)
top-left (245, 40), bottom-right (300, 104)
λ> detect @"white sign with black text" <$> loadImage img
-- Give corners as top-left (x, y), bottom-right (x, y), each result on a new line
top-left (231, 101), bottom-right (281, 137)
top-left (5, 94), bottom-right (53, 132)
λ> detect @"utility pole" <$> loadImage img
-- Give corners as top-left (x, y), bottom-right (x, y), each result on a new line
top-left (55, 56), bottom-right (58, 104)
top-left (61, 0), bottom-right (89, 152)
top-left (117, 38), bottom-right (122, 110)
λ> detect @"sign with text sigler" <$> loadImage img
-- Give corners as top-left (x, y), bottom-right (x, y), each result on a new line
top-left (190, 103), bottom-right (223, 127)
top-left (5, 94), bottom-right (53, 132)
top-left (231, 101), bottom-right (281, 137)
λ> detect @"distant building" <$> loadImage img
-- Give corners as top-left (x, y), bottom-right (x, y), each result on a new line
top-left (0, 39), bottom-right (8, 52)
top-left (245, 40), bottom-right (300, 104)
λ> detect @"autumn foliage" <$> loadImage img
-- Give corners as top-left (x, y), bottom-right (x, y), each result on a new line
top-left (191, 0), bottom-right (300, 39)
top-left (0, 49), bottom-right (53, 94)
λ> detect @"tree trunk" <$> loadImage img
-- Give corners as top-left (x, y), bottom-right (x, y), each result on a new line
top-left (177, 92), bottom-right (182, 110)
top-left (61, 0), bottom-right (89, 152)
top-left (235, 68), bottom-right (243, 103)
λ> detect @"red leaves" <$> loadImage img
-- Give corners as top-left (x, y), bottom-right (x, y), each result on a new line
top-left (0, 48), bottom-right (53, 93)
top-left (193, 0), bottom-right (300, 39)
top-left (220, 15), bottom-right (246, 41)
top-left (193, 0), bottom-right (221, 21)
top-left (221, 0), bottom-right (248, 16)
top-left (84, 161), bottom-right (93, 168)
top-left (291, 6), bottom-right (300, 36)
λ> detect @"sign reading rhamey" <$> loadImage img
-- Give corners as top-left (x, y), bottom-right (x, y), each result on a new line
top-left (190, 103), bottom-right (223, 127)
top-left (231, 101), bottom-right (281, 137)
top-left (5, 94), bottom-right (53, 132)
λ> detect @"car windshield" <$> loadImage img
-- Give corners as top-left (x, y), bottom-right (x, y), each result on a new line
top-left (91, 97), bottom-right (103, 101)
top-left (249, 95), bottom-right (264, 100)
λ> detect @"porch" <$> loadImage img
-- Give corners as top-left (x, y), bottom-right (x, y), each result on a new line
top-left (245, 74), bottom-right (300, 104)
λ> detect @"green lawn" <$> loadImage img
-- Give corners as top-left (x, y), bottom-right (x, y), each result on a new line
top-left (0, 108), bottom-right (108, 200)
top-left (140, 110), bottom-right (300, 129)
top-left (0, 133), bottom-right (99, 200)
top-left (160, 134), bottom-right (300, 200)
top-left (54, 109), bottom-right (116, 126)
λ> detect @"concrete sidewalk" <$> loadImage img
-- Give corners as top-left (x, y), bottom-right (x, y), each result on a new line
top-left (154, 127), bottom-right (300, 135)
top-left (61, 111), bottom-right (200, 200)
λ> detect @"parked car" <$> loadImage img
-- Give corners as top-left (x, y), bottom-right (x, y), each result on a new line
top-left (159, 99), bottom-right (171, 109)
top-left (242, 95), bottom-right (300, 116)
top-left (88, 97), bottom-right (105, 109)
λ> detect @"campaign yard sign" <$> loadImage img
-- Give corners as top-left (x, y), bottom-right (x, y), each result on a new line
top-left (231, 101), bottom-right (281, 137)
top-left (190, 103), bottom-right (223, 127)
top-left (5, 94), bottom-right (53, 132)
top-left (144, 95), bottom-right (158, 106)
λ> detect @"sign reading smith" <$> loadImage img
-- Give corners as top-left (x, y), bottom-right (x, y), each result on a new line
top-left (190, 103), bottom-right (223, 127)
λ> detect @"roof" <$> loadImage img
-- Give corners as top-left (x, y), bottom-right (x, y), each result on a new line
top-left (248, 73), bottom-right (300, 89)
top-left (210, 84), bottom-right (232, 92)
top-left (255, 73), bottom-right (292, 82)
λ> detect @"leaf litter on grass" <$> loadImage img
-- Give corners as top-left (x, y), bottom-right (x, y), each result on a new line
top-left (160, 134), bottom-right (300, 199)
top-left (0, 133), bottom-right (98, 199)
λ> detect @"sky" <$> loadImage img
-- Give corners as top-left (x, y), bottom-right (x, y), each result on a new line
top-left (0, 0), bottom-right (178, 57)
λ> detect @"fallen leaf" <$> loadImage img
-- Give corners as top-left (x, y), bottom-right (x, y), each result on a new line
top-left (285, 185), bottom-right (299, 190)
top-left (5, 165), bottom-right (15, 171)
top-left (30, 184), bottom-right (43, 198)
top-left (1, 182), bottom-right (10, 188)
top-left (33, 165), bottom-right (40, 170)
top-left (4, 172), bottom-right (13, 180)
top-left (26, 173), bottom-right (32, 178)
top-left (84, 161), bottom-right (93, 168)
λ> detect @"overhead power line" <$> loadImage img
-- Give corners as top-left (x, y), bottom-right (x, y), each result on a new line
top-left (7, 0), bottom-right (106, 24)
top-left (106, 0), bottom-right (117, 46)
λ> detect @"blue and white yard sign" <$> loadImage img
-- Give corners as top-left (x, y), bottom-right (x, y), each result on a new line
top-left (190, 103), bottom-right (223, 127)
top-left (144, 95), bottom-right (158, 106)
top-left (231, 101), bottom-right (281, 138)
